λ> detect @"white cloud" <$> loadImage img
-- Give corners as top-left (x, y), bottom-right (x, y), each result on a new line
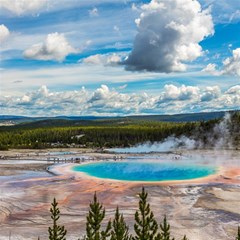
top-left (89, 7), bottom-right (98, 17)
top-left (225, 85), bottom-right (240, 95)
top-left (202, 63), bottom-right (219, 75)
top-left (203, 63), bottom-right (217, 73)
top-left (87, 85), bottom-right (155, 114)
top-left (201, 86), bottom-right (221, 101)
top-left (0, 0), bottom-right (49, 15)
top-left (0, 24), bottom-right (10, 43)
top-left (124, 0), bottom-right (214, 73)
top-left (90, 85), bottom-right (111, 101)
top-left (23, 32), bottom-right (77, 62)
top-left (160, 84), bottom-right (200, 102)
top-left (83, 53), bottom-right (122, 66)
top-left (1, 84), bottom-right (239, 116)
top-left (220, 48), bottom-right (240, 76)
top-left (203, 48), bottom-right (240, 77)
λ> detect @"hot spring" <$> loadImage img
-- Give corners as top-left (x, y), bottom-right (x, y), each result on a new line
top-left (72, 161), bottom-right (217, 182)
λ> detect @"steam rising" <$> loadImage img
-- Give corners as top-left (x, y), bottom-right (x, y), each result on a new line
top-left (212, 113), bottom-right (232, 149)
top-left (111, 113), bottom-right (236, 153)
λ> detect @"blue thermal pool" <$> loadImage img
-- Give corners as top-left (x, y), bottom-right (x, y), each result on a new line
top-left (72, 161), bottom-right (217, 182)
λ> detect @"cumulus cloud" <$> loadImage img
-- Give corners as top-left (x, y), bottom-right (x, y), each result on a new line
top-left (23, 32), bottom-right (77, 62)
top-left (202, 63), bottom-right (219, 75)
top-left (124, 0), bottom-right (214, 73)
top-left (160, 84), bottom-right (199, 102)
top-left (0, 24), bottom-right (10, 43)
top-left (203, 48), bottom-right (240, 76)
top-left (0, 0), bottom-right (49, 15)
top-left (220, 48), bottom-right (240, 76)
top-left (89, 85), bottom-right (111, 101)
top-left (83, 53), bottom-right (122, 66)
top-left (201, 86), bottom-right (221, 101)
top-left (1, 84), bottom-right (239, 116)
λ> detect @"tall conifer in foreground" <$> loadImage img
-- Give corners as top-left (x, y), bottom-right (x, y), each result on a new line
top-left (85, 192), bottom-right (111, 240)
top-left (159, 215), bottom-right (174, 240)
top-left (111, 207), bottom-right (131, 240)
top-left (182, 235), bottom-right (188, 240)
top-left (48, 198), bottom-right (67, 240)
top-left (133, 187), bottom-right (159, 240)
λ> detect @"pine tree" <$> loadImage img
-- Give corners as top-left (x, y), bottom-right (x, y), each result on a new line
top-left (133, 187), bottom-right (159, 240)
top-left (182, 235), bottom-right (188, 240)
top-left (48, 198), bottom-right (67, 240)
top-left (159, 215), bottom-right (174, 240)
top-left (85, 192), bottom-right (111, 240)
top-left (236, 226), bottom-right (240, 240)
top-left (111, 207), bottom-right (131, 240)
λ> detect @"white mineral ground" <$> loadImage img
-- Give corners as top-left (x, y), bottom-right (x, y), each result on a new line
top-left (0, 148), bottom-right (239, 240)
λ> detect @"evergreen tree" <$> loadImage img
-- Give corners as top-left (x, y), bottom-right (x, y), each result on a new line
top-left (133, 187), bottom-right (159, 240)
top-left (111, 207), bottom-right (131, 240)
top-left (48, 198), bottom-right (67, 240)
top-left (236, 226), bottom-right (240, 240)
top-left (85, 192), bottom-right (111, 240)
top-left (182, 236), bottom-right (188, 240)
top-left (159, 216), bottom-right (174, 240)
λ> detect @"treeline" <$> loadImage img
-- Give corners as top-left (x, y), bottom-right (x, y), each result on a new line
top-left (0, 122), bottom-right (197, 149)
top-left (42, 188), bottom-right (239, 240)
top-left (0, 112), bottom-right (239, 150)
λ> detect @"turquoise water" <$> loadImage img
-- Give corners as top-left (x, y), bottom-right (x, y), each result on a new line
top-left (72, 161), bottom-right (216, 182)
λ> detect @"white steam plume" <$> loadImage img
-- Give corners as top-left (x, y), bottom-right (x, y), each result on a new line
top-left (111, 113), bottom-right (236, 153)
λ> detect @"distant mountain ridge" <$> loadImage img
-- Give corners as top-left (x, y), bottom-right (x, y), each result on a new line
top-left (0, 110), bottom-right (239, 127)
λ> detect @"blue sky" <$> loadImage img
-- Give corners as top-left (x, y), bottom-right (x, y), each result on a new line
top-left (0, 0), bottom-right (239, 116)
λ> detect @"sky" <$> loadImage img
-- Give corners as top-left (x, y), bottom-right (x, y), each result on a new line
top-left (0, 0), bottom-right (239, 116)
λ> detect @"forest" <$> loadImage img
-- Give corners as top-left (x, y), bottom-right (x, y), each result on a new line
top-left (0, 112), bottom-right (239, 150)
